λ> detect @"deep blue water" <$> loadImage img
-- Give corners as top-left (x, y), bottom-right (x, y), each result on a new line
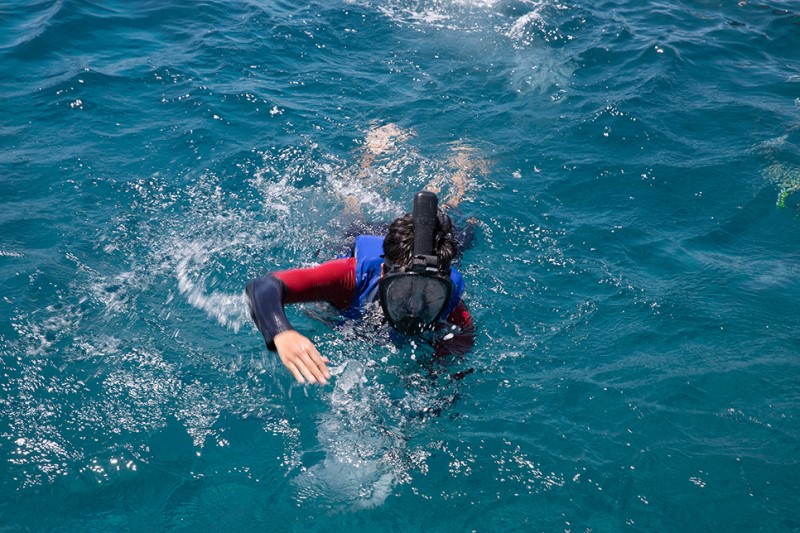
top-left (2, 0), bottom-right (800, 530)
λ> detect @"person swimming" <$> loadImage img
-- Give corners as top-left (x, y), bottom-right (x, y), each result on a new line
top-left (246, 190), bottom-right (474, 385)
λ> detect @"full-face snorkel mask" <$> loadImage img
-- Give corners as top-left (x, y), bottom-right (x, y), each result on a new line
top-left (378, 191), bottom-right (454, 335)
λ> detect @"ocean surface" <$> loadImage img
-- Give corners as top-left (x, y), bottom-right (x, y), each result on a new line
top-left (2, 0), bottom-right (799, 531)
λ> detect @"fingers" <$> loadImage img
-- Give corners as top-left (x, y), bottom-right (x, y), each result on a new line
top-left (274, 331), bottom-right (330, 386)
top-left (285, 362), bottom-right (306, 385)
top-left (283, 353), bottom-right (321, 385)
top-left (304, 343), bottom-right (330, 372)
top-left (296, 343), bottom-right (330, 385)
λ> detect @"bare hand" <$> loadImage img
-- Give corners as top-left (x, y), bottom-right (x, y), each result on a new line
top-left (273, 330), bottom-right (330, 385)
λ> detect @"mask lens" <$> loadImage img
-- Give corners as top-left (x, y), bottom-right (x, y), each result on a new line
top-left (379, 275), bottom-right (451, 334)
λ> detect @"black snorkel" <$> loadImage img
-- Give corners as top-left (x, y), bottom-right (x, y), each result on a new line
top-left (379, 191), bottom-right (454, 335)
top-left (410, 190), bottom-right (443, 275)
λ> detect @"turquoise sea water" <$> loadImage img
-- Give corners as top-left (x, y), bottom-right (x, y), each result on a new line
top-left (2, 0), bottom-right (800, 530)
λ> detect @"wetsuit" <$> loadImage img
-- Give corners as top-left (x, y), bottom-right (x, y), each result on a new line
top-left (246, 235), bottom-right (474, 355)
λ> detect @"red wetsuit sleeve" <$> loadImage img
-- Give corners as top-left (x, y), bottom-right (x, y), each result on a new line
top-left (273, 257), bottom-right (357, 310)
top-left (446, 300), bottom-right (473, 331)
top-left (435, 300), bottom-right (475, 358)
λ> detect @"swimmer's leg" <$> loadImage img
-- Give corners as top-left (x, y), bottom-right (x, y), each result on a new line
top-left (447, 144), bottom-right (490, 208)
top-left (425, 143), bottom-right (489, 209)
top-left (426, 143), bottom-right (489, 260)
top-left (343, 123), bottom-right (415, 215)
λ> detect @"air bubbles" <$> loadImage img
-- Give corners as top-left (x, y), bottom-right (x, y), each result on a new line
top-left (0, 250), bottom-right (24, 257)
top-left (689, 475), bottom-right (707, 488)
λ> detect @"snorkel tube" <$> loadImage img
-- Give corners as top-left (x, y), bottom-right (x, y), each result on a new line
top-left (410, 190), bottom-right (442, 275)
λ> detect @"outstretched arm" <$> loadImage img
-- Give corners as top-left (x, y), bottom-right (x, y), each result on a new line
top-left (246, 275), bottom-right (330, 385)
top-left (246, 275), bottom-right (293, 350)
top-left (246, 258), bottom-right (356, 385)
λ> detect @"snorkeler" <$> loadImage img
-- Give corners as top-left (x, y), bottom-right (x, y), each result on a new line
top-left (246, 191), bottom-right (473, 385)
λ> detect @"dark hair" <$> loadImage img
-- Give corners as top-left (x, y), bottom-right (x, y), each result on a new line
top-left (383, 210), bottom-right (457, 273)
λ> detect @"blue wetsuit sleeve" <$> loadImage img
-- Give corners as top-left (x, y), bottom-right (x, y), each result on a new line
top-left (246, 274), bottom-right (294, 351)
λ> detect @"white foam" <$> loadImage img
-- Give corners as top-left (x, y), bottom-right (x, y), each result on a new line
top-left (170, 240), bottom-right (251, 333)
top-left (292, 359), bottom-right (400, 510)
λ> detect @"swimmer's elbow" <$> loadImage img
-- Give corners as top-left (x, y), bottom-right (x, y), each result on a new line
top-left (246, 274), bottom-right (289, 330)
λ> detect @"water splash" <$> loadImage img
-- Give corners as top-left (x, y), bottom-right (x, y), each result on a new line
top-left (293, 360), bottom-right (400, 511)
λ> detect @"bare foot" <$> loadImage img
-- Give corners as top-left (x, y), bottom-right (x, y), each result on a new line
top-left (359, 123), bottom-right (414, 171)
